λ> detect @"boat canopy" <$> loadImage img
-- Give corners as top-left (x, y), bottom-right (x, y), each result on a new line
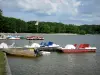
top-left (0, 42), bottom-right (8, 48)
top-left (65, 44), bottom-right (76, 49)
top-left (0, 33), bottom-right (6, 39)
top-left (31, 43), bottom-right (40, 48)
top-left (40, 41), bottom-right (53, 46)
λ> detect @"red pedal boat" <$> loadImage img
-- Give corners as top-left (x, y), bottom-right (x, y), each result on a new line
top-left (26, 36), bottom-right (44, 40)
top-left (60, 44), bottom-right (96, 53)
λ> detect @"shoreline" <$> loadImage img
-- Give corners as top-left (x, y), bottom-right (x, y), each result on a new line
top-left (1, 33), bottom-right (78, 35)
top-left (1, 33), bottom-right (100, 35)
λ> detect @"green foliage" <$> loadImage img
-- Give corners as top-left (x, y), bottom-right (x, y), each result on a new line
top-left (0, 9), bottom-right (2, 16)
top-left (27, 21), bottom-right (37, 33)
top-left (0, 51), bottom-right (5, 75)
top-left (40, 24), bottom-right (50, 33)
top-left (0, 8), bottom-right (100, 34)
top-left (78, 30), bottom-right (86, 35)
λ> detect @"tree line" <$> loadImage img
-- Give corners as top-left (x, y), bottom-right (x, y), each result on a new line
top-left (0, 9), bottom-right (100, 34)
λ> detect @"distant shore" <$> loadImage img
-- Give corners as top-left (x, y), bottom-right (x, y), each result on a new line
top-left (1, 33), bottom-right (78, 35)
top-left (1, 33), bottom-right (100, 35)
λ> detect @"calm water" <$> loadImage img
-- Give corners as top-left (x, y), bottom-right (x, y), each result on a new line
top-left (2, 34), bottom-right (100, 75)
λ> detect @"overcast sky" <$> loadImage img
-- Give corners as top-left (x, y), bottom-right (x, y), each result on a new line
top-left (0, 0), bottom-right (100, 25)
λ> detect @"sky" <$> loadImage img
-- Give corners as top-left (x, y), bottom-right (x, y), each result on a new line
top-left (0, 0), bottom-right (100, 25)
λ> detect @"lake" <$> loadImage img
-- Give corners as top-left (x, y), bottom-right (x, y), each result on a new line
top-left (1, 34), bottom-right (100, 75)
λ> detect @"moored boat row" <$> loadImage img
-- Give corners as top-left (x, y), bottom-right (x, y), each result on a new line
top-left (0, 42), bottom-right (97, 53)
top-left (0, 33), bottom-right (44, 40)
top-left (0, 42), bottom-right (97, 58)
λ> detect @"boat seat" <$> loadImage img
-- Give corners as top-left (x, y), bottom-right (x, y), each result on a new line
top-left (47, 41), bottom-right (53, 46)
top-left (78, 44), bottom-right (89, 48)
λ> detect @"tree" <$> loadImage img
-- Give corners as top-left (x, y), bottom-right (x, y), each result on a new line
top-left (0, 9), bottom-right (2, 16)
top-left (27, 21), bottom-right (37, 33)
top-left (38, 22), bottom-right (50, 33)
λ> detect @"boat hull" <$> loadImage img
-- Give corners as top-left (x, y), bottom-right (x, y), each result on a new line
top-left (26, 36), bottom-right (44, 40)
top-left (61, 49), bottom-right (96, 53)
top-left (37, 47), bottom-right (62, 52)
top-left (26, 38), bottom-right (44, 40)
top-left (1, 48), bottom-right (41, 57)
top-left (8, 38), bottom-right (20, 40)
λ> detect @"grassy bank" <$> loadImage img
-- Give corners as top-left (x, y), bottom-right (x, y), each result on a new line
top-left (0, 51), bottom-right (5, 75)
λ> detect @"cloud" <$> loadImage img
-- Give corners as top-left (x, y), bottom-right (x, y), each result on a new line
top-left (78, 0), bottom-right (100, 16)
top-left (17, 0), bottom-right (56, 15)
top-left (1, 0), bottom-right (100, 24)
top-left (0, 0), bottom-right (81, 16)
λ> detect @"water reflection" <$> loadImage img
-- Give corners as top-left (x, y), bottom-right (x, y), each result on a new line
top-left (7, 53), bottom-right (100, 75)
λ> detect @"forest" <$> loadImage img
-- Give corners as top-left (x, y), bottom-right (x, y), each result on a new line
top-left (0, 9), bottom-right (100, 34)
